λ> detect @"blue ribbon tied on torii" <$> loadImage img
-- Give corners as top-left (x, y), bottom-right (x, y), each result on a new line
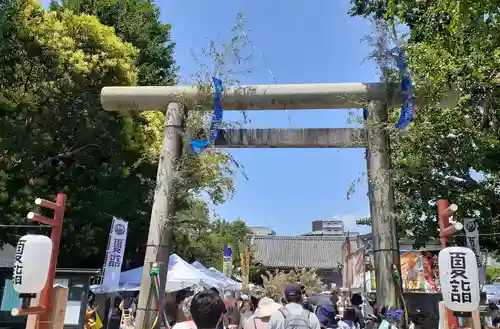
top-left (190, 77), bottom-right (224, 154)
top-left (388, 47), bottom-right (415, 130)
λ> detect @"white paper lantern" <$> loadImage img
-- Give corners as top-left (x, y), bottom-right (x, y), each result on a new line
top-left (12, 234), bottom-right (53, 294)
top-left (438, 246), bottom-right (479, 312)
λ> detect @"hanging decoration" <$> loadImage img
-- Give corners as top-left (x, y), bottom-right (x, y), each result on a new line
top-left (12, 234), bottom-right (52, 294)
top-left (388, 47), bottom-right (415, 130)
top-left (146, 264), bottom-right (170, 329)
top-left (191, 77), bottom-right (224, 154)
top-left (392, 264), bottom-right (408, 327)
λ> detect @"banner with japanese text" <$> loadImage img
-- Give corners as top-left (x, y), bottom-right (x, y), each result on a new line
top-left (102, 217), bottom-right (128, 289)
top-left (223, 244), bottom-right (233, 277)
top-left (464, 218), bottom-right (485, 285)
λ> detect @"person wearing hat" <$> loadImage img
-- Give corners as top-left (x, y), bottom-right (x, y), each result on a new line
top-left (244, 297), bottom-right (282, 329)
top-left (484, 302), bottom-right (499, 329)
top-left (315, 303), bottom-right (352, 329)
top-left (268, 284), bottom-right (321, 329)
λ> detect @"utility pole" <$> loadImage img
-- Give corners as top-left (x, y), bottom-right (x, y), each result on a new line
top-left (134, 103), bottom-right (184, 329)
top-left (365, 101), bottom-right (400, 308)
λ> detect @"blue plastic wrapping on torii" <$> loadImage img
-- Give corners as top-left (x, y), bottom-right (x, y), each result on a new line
top-left (389, 47), bottom-right (415, 130)
top-left (191, 77), bottom-right (224, 154)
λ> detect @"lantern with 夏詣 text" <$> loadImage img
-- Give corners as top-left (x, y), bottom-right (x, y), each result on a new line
top-left (12, 234), bottom-right (53, 294)
top-left (438, 246), bottom-right (480, 312)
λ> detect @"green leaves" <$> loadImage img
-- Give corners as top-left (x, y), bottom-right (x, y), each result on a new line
top-left (0, 1), bottom-right (156, 267)
top-left (61, 0), bottom-right (177, 86)
top-left (0, 0), bottom-right (246, 269)
top-left (350, 0), bottom-right (500, 251)
top-left (171, 204), bottom-right (250, 271)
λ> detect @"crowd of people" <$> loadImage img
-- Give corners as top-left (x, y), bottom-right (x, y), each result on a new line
top-left (170, 284), bottom-right (367, 329)
top-left (484, 303), bottom-right (500, 329)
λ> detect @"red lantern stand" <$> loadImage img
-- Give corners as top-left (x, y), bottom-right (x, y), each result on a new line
top-left (12, 193), bottom-right (67, 329)
top-left (438, 199), bottom-right (460, 329)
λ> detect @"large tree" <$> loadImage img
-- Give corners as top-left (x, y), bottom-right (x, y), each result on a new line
top-left (56, 0), bottom-right (177, 86)
top-left (0, 0), bottom-right (159, 267)
top-left (350, 0), bottom-right (500, 250)
top-left (57, 0), bottom-right (242, 266)
top-left (1, 0), bottom-right (243, 268)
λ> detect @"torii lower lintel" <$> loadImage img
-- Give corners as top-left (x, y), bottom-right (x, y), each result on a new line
top-left (213, 128), bottom-right (366, 148)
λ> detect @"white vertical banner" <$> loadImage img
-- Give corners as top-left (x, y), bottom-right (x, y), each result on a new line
top-left (464, 218), bottom-right (485, 285)
top-left (102, 217), bottom-right (128, 289)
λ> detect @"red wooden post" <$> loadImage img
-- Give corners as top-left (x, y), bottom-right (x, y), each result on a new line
top-left (437, 199), bottom-right (460, 329)
top-left (12, 193), bottom-right (67, 329)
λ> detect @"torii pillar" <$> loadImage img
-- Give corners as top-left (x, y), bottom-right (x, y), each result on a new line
top-left (101, 82), bottom-right (458, 329)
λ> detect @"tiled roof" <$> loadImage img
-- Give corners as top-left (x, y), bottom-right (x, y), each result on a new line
top-left (252, 235), bottom-right (353, 270)
top-left (0, 244), bottom-right (15, 268)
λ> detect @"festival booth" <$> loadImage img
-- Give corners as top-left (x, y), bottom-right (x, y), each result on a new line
top-left (90, 254), bottom-right (232, 329)
top-left (191, 261), bottom-right (242, 291)
top-left (91, 254), bottom-right (225, 294)
top-left (209, 266), bottom-right (243, 291)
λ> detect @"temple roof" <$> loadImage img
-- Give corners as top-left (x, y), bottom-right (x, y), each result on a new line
top-left (252, 235), bottom-right (356, 270)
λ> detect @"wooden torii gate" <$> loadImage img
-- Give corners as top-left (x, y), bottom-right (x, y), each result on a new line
top-left (101, 82), bottom-right (458, 329)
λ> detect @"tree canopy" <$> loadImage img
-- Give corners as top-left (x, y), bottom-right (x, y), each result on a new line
top-left (0, 0), bottom-right (247, 268)
top-left (56, 0), bottom-right (177, 86)
top-left (350, 0), bottom-right (500, 250)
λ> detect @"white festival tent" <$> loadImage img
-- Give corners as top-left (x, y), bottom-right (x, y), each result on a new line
top-left (91, 254), bottom-right (225, 293)
top-left (191, 261), bottom-right (242, 291)
top-left (208, 266), bottom-right (243, 291)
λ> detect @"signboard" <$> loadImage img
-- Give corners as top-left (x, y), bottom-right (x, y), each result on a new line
top-left (223, 244), bottom-right (233, 277)
top-left (438, 247), bottom-right (479, 312)
top-left (400, 251), bottom-right (440, 292)
top-left (464, 218), bottom-right (485, 285)
top-left (102, 217), bottom-right (128, 289)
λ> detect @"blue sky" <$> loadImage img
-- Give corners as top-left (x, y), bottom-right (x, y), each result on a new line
top-left (160, 0), bottom-right (377, 236)
top-left (41, 0), bottom-right (377, 235)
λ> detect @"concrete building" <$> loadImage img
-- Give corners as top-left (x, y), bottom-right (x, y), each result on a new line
top-left (313, 220), bottom-right (344, 234)
top-left (304, 220), bottom-right (359, 237)
top-left (249, 226), bottom-right (276, 236)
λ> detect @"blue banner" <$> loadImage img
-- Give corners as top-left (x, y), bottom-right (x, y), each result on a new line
top-left (191, 77), bottom-right (224, 154)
